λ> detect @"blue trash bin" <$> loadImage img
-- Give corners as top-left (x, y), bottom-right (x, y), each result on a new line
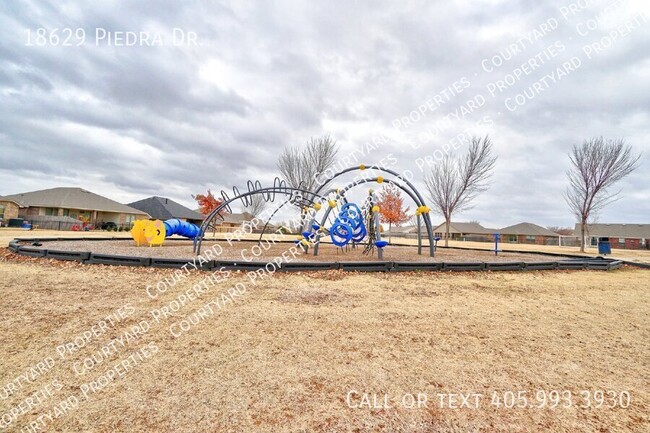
top-left (598, 238), bottom-right (611, 255)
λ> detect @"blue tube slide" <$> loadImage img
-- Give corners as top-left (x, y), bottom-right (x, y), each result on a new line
top-left (162, 218), bottom-right (202, 239)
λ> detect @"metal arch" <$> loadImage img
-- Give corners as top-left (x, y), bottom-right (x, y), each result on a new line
top-left (256, 193), bottom-right (351, 247)
top-left (314, 165), bottom-right (425, 203)
top-left (255, 197), bottom-right (292, 246)
top-left (194, 186), bottom-right (327, 255)
top-left (312, 176), bottom-right (435, 257)
top-left (298, 188), bottom-right (349, 234)
top-left (314, 177), bottom-right (425, 239)
top-left (312, 164), bottom-right (436, 255)
top-left (219, 176), bottom-right (312, 213)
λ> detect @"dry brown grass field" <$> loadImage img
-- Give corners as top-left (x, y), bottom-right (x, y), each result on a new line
top-left (1, 247), bottom-right (648, 433)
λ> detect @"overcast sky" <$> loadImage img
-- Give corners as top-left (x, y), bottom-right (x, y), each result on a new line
top-left (1, 0), bottom-right (648, 228)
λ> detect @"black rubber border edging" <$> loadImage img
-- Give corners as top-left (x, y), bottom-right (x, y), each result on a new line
top-left (150, 258), bottom-right (215, 270)
top-left (8, 241), bottom-right (20, 253)
top-left (392, 262), bottom-right (442, 272)
top-left (485, 262), bottom-right (526, 271)
top-left (339, 261), bottom-right (393, 272)
top-left (442, 262), bottom-right (485, 271)
top-left (622, 260), bottom-right (650, 269)
top-left (7, 237), bottom-right (634, 272)
top-left (45, 250), bottom-right (91, 262)
top-left (16, 246), bottom-right (47, 257)
top-left (88, 253), bottom-right (151, 267)
top-left (280, 262), bottom-right (339, 272)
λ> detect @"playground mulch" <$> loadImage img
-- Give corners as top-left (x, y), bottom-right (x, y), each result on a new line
top-left (27, 239), bottom-right (561, 263)
top-left (0, 258), bottom-right (648, 433)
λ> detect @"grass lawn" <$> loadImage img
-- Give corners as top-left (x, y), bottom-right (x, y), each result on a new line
top-left (0, 251), bottom-right (648, 432)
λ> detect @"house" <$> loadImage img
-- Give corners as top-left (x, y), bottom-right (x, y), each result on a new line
top-left (127, 196), bottom-right (205, 225)
top-left (575, 223), bottom-right (650, 250)
top-left (0, 196), bottom-right (24, 225)
top-left (214, 212), bottom-right (255, 232)
top-left (432, 222), bottom-right (495, 241)
top-left (498, 222), bottom-right (560, 245)
top-left (3, 187), bottom-right (149, 228)
top-left (384, 225), bottom-right (418, 238)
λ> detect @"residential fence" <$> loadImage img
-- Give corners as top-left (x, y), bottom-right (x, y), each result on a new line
top-left (24, 215), bottom-right (84, 230)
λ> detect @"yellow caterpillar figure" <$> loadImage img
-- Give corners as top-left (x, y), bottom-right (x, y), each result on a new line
top-left (131, 220), bottom-right (165, 247)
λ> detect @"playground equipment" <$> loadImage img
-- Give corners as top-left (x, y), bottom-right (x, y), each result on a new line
top-left (329, 203), bottom-right (366, 247)
top-left (296, 188), bottom-right (389, 258)
top-left (131, 218), bottom-right (202, 247)
top-left (493, 233), bottom-right (502, 256)
top-left (194, 165), bottom-right (436, 258)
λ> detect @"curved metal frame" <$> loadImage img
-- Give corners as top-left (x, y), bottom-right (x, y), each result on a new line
top-left (197, 164), bottom-right (435, 257)
top-left (256, 196), bottom-right (293, 246)
top-left (194, 186), bottom-right (327, 255)
top-left (312, 176), bottom-right (435, 257)
top-left (314, 165), bottom-right (435, 253)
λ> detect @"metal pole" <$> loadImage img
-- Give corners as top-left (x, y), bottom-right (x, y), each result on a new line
top-left (375, 207), bottom-right (383, 260)
top-left (417, 214), bottom-right (422, 255)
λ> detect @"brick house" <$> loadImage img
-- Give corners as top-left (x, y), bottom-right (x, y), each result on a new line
top-left (214, 212), bottom-right (255, 232)
top-left (3, 187), bottom-right (149, 228)
top-left (0, 196), bottom-right (23, 225)
top-left (575, 223), bottom-right (650, 250)
top-left (384, 225), bottom-right (419, 239)
top-left (432, 222), bottom-right (495, 242)
top-left (498, 222), bottom-right (560, 245)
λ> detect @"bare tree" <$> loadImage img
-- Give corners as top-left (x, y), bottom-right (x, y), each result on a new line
top-left (566, 137), bottom-right (640, 252)
top-left (546, 226), bottom-right (574, 236)
top-left (277, 134), bottom-right (339, 203)
top-left (242, 194), bottom-right (267, 218)
top-left (424, 136), bottom-right (497, 247)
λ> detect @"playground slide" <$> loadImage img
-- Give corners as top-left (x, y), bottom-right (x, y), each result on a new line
top-left (131, 218), bottom-right (202, 246)
top-left (163, 218), bottom-right (201, 239)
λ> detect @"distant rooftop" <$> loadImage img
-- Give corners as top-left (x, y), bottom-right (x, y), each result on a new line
top-left (128, 196), bottom-right (204, 221)
top-left (432, 221), bottom-right (494, 235)
top-left (220, 212), bottom-right (254, 224)
top-left (4, 187), bottom-right (148, 215)
top-left (499, 222), bottom-right (560, 237)
top-left (575, 223), bottom-right (650, 238)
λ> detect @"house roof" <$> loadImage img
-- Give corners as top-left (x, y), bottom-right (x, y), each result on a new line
top-left (0, 196), bottom-right (24, 207)
top-left (385, 225), bottom-right (418, 233)
top-left (432, 221), bottom-right (494, 235)
top-left (575, 223), bottom-right (650, 239)
top-left (127, 196), bottom-right (205, 221)
top-left (3, 187), bottom-right (148, 215)
top-left (499, 222), bottom-right (559, 237)
top-left (220, 212), bottom-right (255, 224)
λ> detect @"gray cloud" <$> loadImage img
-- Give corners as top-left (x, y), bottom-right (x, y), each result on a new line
top-left (0, 0), bottom-right (648, 227)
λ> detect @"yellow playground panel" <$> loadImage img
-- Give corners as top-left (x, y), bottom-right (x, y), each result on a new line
top-left (131, 218), bottom-right (202, 246)
top-left (131, 220), bottom-right (165, 247)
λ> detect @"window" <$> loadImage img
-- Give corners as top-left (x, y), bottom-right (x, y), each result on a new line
top-left (62, 209), bottom-right (69, 216)
top-left (508, 235), bottom-right (517, 242)
top-left (45, 207), bottom-right (55, 216)
top-left (0, 205), bottom-right (4, 219)
top-left (526, 235), bottom-right (536, 241)
top-left (619, 238), bottom-right (625, 243)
